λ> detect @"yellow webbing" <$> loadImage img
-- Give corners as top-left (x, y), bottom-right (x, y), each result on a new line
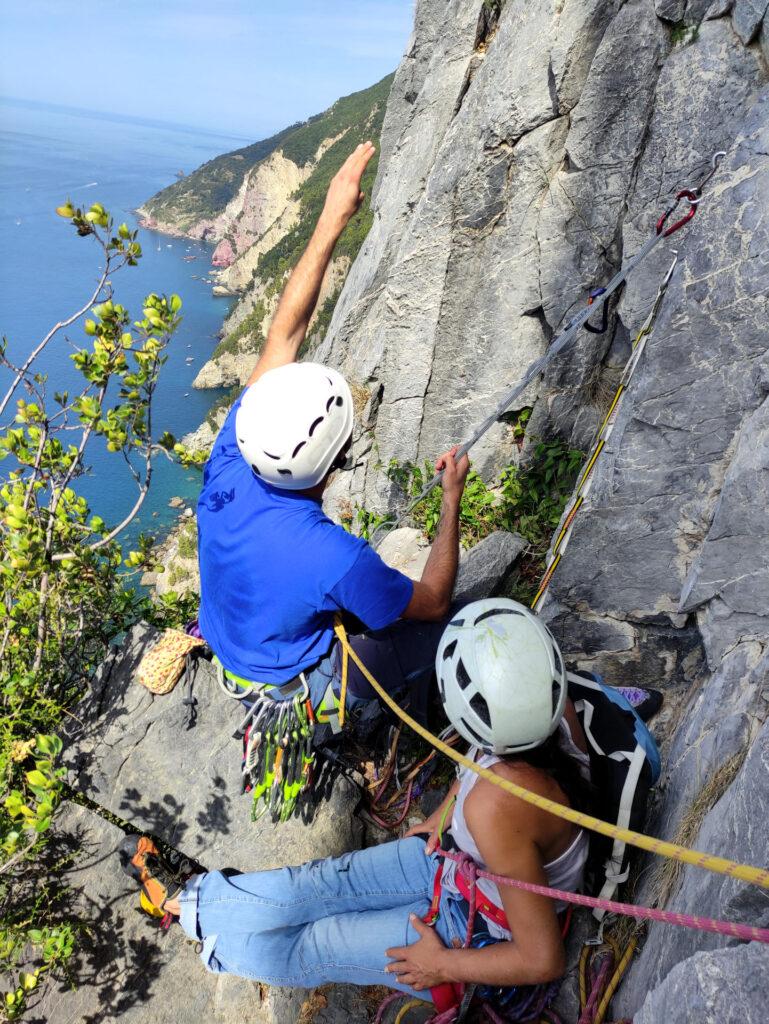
top-left (338, 632), bottom-right (349, 728)
top-left (333, 621), bottom-right (769, 890)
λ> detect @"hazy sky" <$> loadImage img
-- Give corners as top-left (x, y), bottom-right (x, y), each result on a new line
top-left (0, 0), bottom-right (414, 139)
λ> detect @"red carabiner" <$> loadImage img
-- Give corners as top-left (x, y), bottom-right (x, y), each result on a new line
top-left (656, 189), bottom-right (698, 238)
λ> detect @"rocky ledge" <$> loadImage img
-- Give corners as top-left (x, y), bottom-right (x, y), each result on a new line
top-left (43, 531), bottom-right (524, 1024)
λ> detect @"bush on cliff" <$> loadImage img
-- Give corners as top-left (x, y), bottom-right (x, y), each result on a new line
top-left (352, 438), bottom-right (584, 604)
top-left (0, 202), bottom-right (201, 1020)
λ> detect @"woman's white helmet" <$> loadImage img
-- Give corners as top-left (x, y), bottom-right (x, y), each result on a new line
top-left (436, 598), bottom-right (567, 755)
top-left (235, 362), bottom-right (354, 490)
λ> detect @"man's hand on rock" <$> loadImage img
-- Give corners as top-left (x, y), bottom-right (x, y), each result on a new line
top-left (436, 445), bottom-right (470, 507)
top-left (321, 142), bottom-right (376, 235)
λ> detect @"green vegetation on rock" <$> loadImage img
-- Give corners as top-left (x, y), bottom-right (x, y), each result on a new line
top-left (205, 384), bottom-right (241, 430)
top-left (0, 201), bottom-right (201, 1017)
top-left (212, 301), bottom-right (267, 360)
top-left (353, 438), bottom-right (584, 604)
top-left (254, 81), bottom-right (389, 287)
top-left (142, 74), bottom-right (393, 236)
top-left (281, 74), bottom-right (393, 167)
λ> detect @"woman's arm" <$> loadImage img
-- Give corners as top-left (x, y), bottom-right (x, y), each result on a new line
top-left (386, 776), bottom-right (566, 990)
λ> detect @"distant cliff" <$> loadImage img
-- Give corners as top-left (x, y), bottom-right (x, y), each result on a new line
top-left (140, 75), bottom-right (394, 390)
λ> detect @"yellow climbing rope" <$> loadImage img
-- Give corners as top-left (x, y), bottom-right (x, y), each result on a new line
top-left (333, 620), bottom-right (769, 890)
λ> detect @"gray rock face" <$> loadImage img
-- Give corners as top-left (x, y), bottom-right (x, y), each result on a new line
top-left (52, 625), bottom-right (368, 1024)
top-left (64, 625), bottom-right (362, 872)
top-left (633, 943), bottom-right (769, 1024)
top-left (453, 530), bottom-right (526, 603)
top-left (313, 0), bottom-right (769, 1018)
top-left (655, 0), bottom-right (687, 21)
top-left (732, 0), bottom-right (769, 42)
top-left (33, 802), bottom-right (262, 1024)
top-left (617, 710), bottom-right (769, 1015)
top-left (377, 526), bottom-right (431, 578)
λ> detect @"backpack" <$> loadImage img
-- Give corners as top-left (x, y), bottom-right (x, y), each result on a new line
top-left (567, 670), bottom-right (661, 915)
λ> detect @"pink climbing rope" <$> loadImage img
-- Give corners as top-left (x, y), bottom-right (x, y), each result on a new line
top-left (437, 849), bottom-right (769, 944)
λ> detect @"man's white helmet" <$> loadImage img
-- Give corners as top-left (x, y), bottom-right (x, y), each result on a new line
top-left (436, 598), bottom-right (567, 755)
top-left (235, 362), bottom-right (354, 490)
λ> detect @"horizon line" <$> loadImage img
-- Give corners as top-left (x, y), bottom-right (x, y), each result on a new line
top-left (0, 93), bottom-right (260, 145)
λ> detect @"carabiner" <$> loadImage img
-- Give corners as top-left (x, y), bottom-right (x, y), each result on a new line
top-left (656, 189), bottom-right (698, 238)
top-left (693, 150), bottom-right (727, 196)
top-left (584, 287), bottom-right (609, 335)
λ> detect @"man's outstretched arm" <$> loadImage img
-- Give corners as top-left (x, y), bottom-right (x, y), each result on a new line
top-left (247, 141), bottom-right (376, 387)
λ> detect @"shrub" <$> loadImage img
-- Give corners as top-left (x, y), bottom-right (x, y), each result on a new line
top-left (0, 199), bottom-right (202, 1017)
top-left (354, 437), bottom-right (584, 603)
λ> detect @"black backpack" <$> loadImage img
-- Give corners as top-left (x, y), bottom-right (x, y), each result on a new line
top-left (568, 671), bottom-right (661, 914)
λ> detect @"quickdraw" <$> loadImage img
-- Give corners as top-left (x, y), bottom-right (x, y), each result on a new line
top-left (531, 253), bottom-right (679, 610)
top-left (234, 673), bottom-right (317, 822)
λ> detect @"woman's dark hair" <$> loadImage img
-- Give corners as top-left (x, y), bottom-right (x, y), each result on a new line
top-left (505, 731), bottom-right (595, 816)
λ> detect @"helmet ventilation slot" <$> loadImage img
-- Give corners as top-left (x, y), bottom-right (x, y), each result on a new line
top-left (470, 692), bottom-right (491, 727)
top-left (475, 607), bottom-right (522, 624)
top-left (456, 658), bottom-right (472, 691)
top-left (442, 639), bottom-right (458, 660)
top-left (460, 717), bottom-right (486, 746)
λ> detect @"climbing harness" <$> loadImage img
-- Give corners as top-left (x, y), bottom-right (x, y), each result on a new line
top-left (434, 849), bottom-right (769, 945)
top-left (370, 152), bottom-right (727, 546)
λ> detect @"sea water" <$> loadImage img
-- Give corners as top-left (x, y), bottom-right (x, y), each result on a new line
top-left (0, 97), bottom-right (246, 553)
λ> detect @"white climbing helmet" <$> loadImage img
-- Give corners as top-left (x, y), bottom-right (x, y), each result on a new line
top-left (235, 362), bottom-right (354, 490)
top-left (436, 598), bottom-right (567, 755)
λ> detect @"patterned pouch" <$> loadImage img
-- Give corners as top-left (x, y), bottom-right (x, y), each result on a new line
top-left (136, 629), bottom-right (206, 695)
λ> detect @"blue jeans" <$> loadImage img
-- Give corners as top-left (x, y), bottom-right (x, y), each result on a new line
top-left (178, 836), bottom-right (469, 999)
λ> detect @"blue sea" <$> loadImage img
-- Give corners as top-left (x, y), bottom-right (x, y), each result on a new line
top-left (0, 97), bottom-right (248, 553)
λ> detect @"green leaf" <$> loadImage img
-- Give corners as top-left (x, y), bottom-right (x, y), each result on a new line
top-left (25, 769), bottom-right (49, 788)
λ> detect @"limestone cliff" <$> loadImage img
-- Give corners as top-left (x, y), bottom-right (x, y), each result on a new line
top-left (314, 1), bottom-right (769, 1020)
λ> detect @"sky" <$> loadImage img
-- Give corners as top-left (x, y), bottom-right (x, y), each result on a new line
top-left (0, 0), bottom-right (415, 139)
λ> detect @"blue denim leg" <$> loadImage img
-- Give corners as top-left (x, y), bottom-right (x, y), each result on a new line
top-left (177, 837), bottom-right (466, 996)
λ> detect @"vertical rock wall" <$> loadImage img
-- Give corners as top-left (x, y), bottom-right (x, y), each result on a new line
top-left (320, 1), bottom-right (769, 1019)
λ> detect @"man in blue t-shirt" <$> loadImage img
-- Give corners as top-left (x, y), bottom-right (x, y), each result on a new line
top-left (197, 141), bottom-right (469, 721)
